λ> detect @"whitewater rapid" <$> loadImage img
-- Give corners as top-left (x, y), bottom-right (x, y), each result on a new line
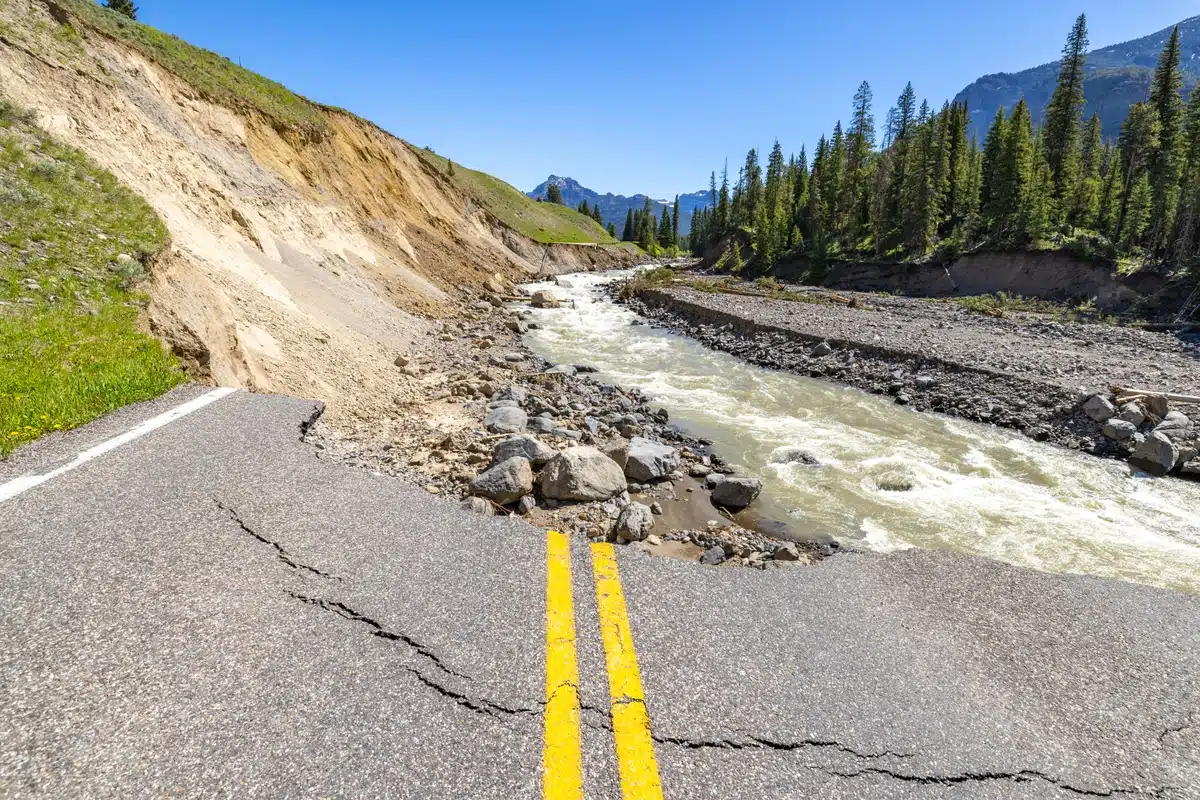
top-left (521, 269), bottom-right (1200, 595)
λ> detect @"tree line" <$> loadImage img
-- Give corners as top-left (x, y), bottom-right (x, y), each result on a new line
top-left (619, 196), bottom-right (682, 252)
top-left (690, 14), bottom-right (1200, 270)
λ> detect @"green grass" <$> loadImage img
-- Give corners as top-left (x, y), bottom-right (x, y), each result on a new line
top-left (416, 149), bottom-right (620, 245)
top-left (0, 100), bottom-right (183, 457)
top-left (55, 0), bottom-right (328, 138)
top-left (953, 292), bottom-right (1118, 324)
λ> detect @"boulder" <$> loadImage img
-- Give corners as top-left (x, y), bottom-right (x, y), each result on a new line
top-left (700, 546), bottom-right (726, 566)
top-left (505, 318), bottom-right (529, 334)
top-left (811, 341), bottom-right (832, 357)
top-left (1181, 459), bottom-right (1200, 476)
top-left (531, 290), bottom-right (560, 308)
top-left (545, 364), bottom-right (578, 376)
top-left (540, 447), bottom-right (627, 501)
top-left (470, 457), bottom-right (534, 504)
top-left (704, 472), bottom-right (727, 489)
top-left (484, 276), bottom-right (506, 294)
top-left (1082, 394), bottom-right (1116, 422)
top-left (1129, 432), bottom-right (1180, 477)
top-left (915, 375), bottom-right (938, 390)
top-left (711, 477), bottom-right (763, 510)
top-left (600, 438), bottom-right (630, 470)
top-left (1117, 402), bottom-right (1146, 426)
top-left (492, 434), bottom-right (556, 467)
top-left (517, 495), bottom-right (537, 515)
top-left (393, 354), bottom-right (411, 368)
top-left (612, 502), bottom-right (654, 542)
top-left (1101, 419), bottom-right (1138, 442)
top-left (494, 385), bottom-right (527, 403)
top-left (460, 497), bottom-right (494, 516)
top-left (770, 447), bottom-right (821, 466)
top-left (1153, 410), bottom-right (1193, 442)
top-left (772, 542), bottom-right (801, 561)
top-left (484, 406), bottom-right (527, 434)
top-left (624, 437), bottom-right (679, 482)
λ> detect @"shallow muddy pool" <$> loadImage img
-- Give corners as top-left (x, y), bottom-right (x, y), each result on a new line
top-left (522, 269), bottom-right (1200, 595)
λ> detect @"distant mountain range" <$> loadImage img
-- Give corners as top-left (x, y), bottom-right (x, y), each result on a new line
top-left (527, 176), bottom-right (709, 234)
top-left (955, 15), bottom-right (1200, 140)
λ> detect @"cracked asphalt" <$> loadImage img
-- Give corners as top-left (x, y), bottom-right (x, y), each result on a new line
top-left (1, 388), bottom-right (1198, 798)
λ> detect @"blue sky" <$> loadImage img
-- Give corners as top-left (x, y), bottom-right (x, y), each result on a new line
top-left (140, 1), bottom-right (1197, 198)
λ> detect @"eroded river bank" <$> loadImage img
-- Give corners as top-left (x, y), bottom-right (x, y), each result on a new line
top-left (522, 270), bottom-right (1200, 595)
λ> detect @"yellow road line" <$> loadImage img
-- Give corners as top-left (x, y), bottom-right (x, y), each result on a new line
top-left (543, 530), bottom-right (584, 800)
top-left (590, 542), bottom-right (664, 800)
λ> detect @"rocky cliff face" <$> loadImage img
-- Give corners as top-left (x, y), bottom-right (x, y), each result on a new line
top-left (0, 1), bottom-right (639, 421)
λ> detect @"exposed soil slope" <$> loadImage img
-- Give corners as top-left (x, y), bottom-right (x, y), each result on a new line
top-left (0, 1), bottom-right (639, 422)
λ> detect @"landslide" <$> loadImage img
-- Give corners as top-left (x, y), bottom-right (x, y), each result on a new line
top-left (0, 0), bottom-right (638, 422)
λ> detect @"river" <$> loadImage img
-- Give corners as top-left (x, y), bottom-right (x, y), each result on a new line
top-left (521, 269), bottom-right (1200, 595)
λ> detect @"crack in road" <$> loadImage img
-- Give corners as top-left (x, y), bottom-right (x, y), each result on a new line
top-left (286, 591), bottom-right (542, 723)
top-left (215, 499), bottom-right (340, 581)
top-left (815, 765), bottom-right (1169, 797)
top-left (653, 732), bottom-right (914, 762)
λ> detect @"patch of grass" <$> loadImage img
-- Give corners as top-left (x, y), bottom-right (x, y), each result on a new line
top-left (953, 292), bottom-right (1119, 324)
top-left (56, 0), bottom-right (328, 138)
top-left (415, 148), bottom-right (618, 245)
top-left (0, 100), bottom-right (183, 457)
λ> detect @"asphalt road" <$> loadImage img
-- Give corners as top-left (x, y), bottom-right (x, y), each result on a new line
top-left (1, 387), bottom-right (1197, 798)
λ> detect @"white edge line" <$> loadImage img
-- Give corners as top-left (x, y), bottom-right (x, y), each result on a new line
top-left (0, 387), bottom-right (238, 505)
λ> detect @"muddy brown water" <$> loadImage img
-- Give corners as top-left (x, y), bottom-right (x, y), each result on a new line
top-left (522, 269), bottom-right (1200, 595)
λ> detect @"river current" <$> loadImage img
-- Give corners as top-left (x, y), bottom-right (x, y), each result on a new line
top-left (522, 269), bottom-right (1200, 595)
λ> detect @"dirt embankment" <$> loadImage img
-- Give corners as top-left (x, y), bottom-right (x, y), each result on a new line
top-left (0, 1), bottom-right (638, 424)
top-left (630, 285), bottom-right (1200, 467)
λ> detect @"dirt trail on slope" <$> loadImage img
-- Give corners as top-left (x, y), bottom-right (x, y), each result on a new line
top-left (0, 2), bottom-right (637, 424)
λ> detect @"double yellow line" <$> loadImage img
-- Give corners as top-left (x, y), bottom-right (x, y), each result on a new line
top-left (543, 531), bottom-right (664, 800)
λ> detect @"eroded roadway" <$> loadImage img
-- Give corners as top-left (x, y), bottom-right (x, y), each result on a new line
top-left (1, 387), bottom-right (1197, 799)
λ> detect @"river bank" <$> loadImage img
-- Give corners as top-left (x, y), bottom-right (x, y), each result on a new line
top-left (629, 283), bottom-right (1200, 476)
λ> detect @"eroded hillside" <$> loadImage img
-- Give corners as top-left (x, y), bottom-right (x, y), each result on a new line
top-left (0, 0), bottom-right (638, 421)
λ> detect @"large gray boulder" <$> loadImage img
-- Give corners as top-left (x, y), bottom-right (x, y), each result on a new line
top-left (612, 502), bottom-right (654, 542)
top-left (1082, 394), bottom-right (1116, 422)
top-left (1153, 410), bottom-right (1193, 442)
top-left (530, 290), bottom-right (560, 308)
top-left (470, 457), bottom-right (533, 504)
top-left (493, 434), bottom-right (555, 467)
top-left (624, 437), bottom-right (679, 482)
top-left (1117, 402), bottom-right (1146, 426)
top-left (484, 406), bottom-right (527, 434)
top-left (600, 438), bottom-right (630, 470)
top-left (1130, 432), bottom-right (1180, 477)
top-left (711, 477), bottom-right (763, 510)
top-left (1102, 419), bottom-right (1138, 442)
top-left (540, 447), bottom-right (627, 501)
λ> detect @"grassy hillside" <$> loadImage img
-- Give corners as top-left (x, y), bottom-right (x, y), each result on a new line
top-left (0, 100), bottom-right (182, 457)
top-left (47, 0), bottom-right (619, 247)
top-left (417, 149), bottom-right (619, 245)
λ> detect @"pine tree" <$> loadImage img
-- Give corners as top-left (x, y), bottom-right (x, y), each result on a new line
top-left (736, 148), bottom-right (762, 228)
top-left (1115, 102), bottom-right (1161, 246)
top-left (621, 208), bottom-right (635, 242)
top-left (578, 199), bottom-right (591, 216)
top-left (638, 197), bottom-right (657, 249)
top-left (943, 102), bottom-right (970, 229)
top-left (658, 207), bottom-right (673, 247)
top-left (1022, 131), bottom-right (1054, 241)
top-left (756, 140), bottom-right (789, 265)
top-left (547, 183), bottom-right (564, 205)
top-left (1172, 86), bottom-right (1200, 263)
top-left (728, 239), bottom-right (744, 273)
top-left (448, 160), bottom-right (455, 176)
top-left (672, 195), bottom-right (681, 246)
top-left (993, 99), bottom-right (1035, 240)
top-left (592, 206), bottom-right (602, 224)
top-left (1147, 26), bottom-right (1185, 255)
top-left (884, 83), bottom-right (918, 247)
top-left (980, 106), bottom-right (1009, 226)
top-left (105, 0), bottom-right (138, 19)
top-left (1043, 14), bottom-right (1088, 213)
top-left (1069, 114), bottom-right (1103, 229)
top-left (717, 163), bottom-right (731, 231)
top-left (1097, 142), bottom-right (1123, 237)
top-left (843, 81), bottom-right (876, 248)
top-left (607, 222), bottom-right (617, 239)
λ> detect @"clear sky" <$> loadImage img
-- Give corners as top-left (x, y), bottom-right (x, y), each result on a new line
top-left (138, 1), bottom-right (1197, 198)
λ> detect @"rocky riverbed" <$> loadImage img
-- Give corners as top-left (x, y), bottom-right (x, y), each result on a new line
top-left (305, 277), bottom-right (830, 569)
top-left (629, 284), bottom-right (1200, 478)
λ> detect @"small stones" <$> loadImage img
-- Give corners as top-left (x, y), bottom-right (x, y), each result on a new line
top-left (517, 495), bottom-right (537, 515)
top-left (649, 501), bottom-right (663, 515)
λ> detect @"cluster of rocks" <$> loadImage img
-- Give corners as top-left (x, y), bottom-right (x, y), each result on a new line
top-left (1082, 393), bottom-right (1200, 476)
top-left (655, 521), bottom-right (837, 569)
top-left (625, 286), bottom-right (1200, 476)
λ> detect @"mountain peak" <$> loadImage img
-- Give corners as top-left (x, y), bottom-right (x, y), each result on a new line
top-left (526, 177), bottom-right (710, 234)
